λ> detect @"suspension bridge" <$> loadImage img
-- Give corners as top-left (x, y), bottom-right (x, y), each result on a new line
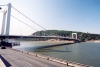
top-left (0, 3), bottom-right (80, 43)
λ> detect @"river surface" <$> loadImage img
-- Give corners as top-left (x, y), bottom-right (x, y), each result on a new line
top-left (13, 41), bottom-right (100, 67)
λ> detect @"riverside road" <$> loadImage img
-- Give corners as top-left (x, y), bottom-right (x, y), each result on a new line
top-left (0, 48), bottom-right (70, 67)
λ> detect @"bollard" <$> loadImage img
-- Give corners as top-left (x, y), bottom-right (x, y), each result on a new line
top-left (47, 57), bottom-right (49, 60)
top-left (67, 63), bottom-right (68, 66)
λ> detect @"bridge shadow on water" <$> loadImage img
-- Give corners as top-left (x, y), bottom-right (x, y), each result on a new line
top-left (32, 43), bottom-right (72, 52)
top-left (18, 43), bottom-right (72, 53)
top-left (35, 49), bottom-right (72, 52)
top-left (0, 55), bottom-right (12, 67)
top-left (34, 48), bottom-right (72, 52)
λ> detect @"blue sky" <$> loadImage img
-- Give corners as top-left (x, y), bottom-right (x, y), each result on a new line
top-left (0, 0), bottom-right (100, 35)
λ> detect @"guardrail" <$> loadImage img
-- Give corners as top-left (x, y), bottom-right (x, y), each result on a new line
top-left (10, 48), bottom-right (93, 67)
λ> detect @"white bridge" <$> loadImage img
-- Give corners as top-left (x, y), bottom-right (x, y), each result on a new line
top-left (0, 3), bottom-right (79, 42)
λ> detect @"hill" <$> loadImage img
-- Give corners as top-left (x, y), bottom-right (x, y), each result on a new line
top-left (32, 30), bottom-right (100, 41)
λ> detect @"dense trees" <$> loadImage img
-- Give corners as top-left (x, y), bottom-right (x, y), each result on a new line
top-left (32, 30), bottom-right (100, 41)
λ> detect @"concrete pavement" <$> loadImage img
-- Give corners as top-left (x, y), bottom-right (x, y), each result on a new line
top-left (0, 48), bottom-right (69, 67)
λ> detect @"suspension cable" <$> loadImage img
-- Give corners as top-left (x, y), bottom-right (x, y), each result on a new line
top-left (12, 6), bottom-right (46, 30)
top-left (11, 15), bottom-right (38, 31)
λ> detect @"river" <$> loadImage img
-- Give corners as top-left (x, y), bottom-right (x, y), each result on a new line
top-left (13, 41), bottom-right (100, 67)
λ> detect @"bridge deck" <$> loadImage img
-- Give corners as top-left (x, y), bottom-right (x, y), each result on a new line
top-left (0, 48), bottom-right (71, 67)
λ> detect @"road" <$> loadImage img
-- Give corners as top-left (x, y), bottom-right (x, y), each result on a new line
top-left (0, 48), bottom-right (69, 67)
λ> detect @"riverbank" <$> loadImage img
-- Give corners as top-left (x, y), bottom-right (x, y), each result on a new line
top-left (86, 40), bottom-right (100, 43)
top-left (20, 41), bottom-right (75, 49)
top-left (36, 40), bottom-right (74, 44)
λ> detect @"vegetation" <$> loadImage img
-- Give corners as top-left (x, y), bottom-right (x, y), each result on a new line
top-left (32, 30), bottom-right (100, 41)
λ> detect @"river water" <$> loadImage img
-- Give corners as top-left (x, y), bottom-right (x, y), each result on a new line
top-left (13, 41), bottom-right (100, 67)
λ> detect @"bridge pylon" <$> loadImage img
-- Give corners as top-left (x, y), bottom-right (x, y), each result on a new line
top-left (1, 3), bottom-right (11, 36)
top-left (72, 33), bottom-right (77, 39)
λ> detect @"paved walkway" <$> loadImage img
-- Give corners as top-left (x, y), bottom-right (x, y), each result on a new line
top-left (0, 48), bottom-right (70, 67)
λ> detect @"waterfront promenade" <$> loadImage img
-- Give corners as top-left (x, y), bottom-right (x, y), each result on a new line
top-left (0, 48), bottom-right (92, 67)
top-left (0, 48), bottom-right (67, 67)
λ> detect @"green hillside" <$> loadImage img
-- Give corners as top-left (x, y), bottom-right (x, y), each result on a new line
top-left (32, 30), bottom-right (100, 41)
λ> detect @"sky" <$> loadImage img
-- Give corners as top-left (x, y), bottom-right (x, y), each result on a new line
top-left (0, 0), bottom-right (100, 35)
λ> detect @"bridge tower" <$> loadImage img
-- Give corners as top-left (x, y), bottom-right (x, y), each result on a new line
top-left (1, 3), bottom-right (11, 36)
top-left (72, 33), bottom-right (77, 39)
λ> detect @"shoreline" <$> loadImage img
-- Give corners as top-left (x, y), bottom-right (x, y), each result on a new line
top-left (20, 40), bottom-right (74, 43)
top-left (16, 40), bottom-right (75, 50)
top-left (20, 40), bottom-right (75, 49)
top-left (86, 40), bottom-right (100, 43)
